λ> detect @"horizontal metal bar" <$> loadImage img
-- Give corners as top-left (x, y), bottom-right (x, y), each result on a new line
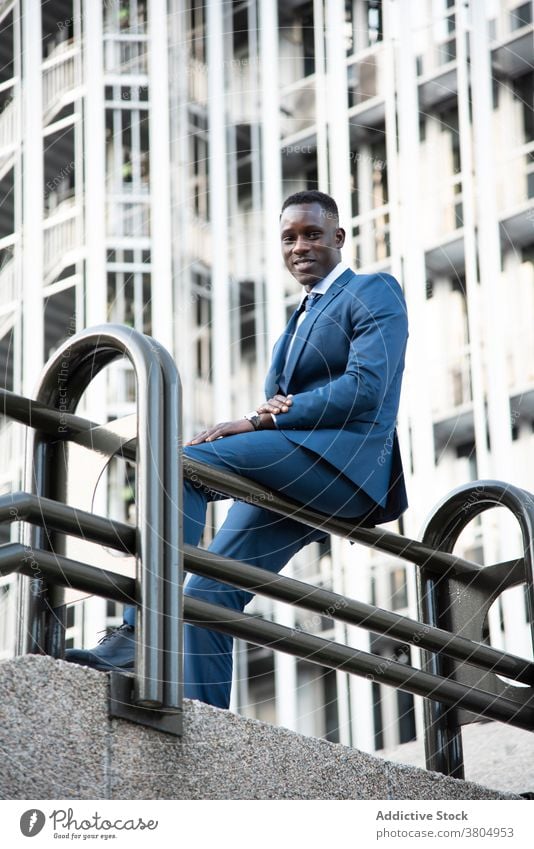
top-left (0, 543), bottom-right (136, 604)
top-left (181, 460), bottom-right (485, 578)
top-left (0, 492), bottom-right (136, 554)
top-left (184, 545), bottom-right (534, 685)
top-left (3, 534), bottom-right (531, 731)
top-left (0, 388), bottom-right (484, 579)
top-left (184, 596), bottom-right (534, 730)
top-left (0, 388), bottom-right (101, 443)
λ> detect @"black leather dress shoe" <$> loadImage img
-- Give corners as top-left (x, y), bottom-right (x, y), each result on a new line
top-left (64, 623), bottom-right (135, 671)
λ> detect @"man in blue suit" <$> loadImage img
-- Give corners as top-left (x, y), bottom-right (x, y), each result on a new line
top-left (66, 191), bottom-right (408, 709)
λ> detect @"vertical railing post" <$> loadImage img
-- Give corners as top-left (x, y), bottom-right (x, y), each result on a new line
top-left (17, 325), bottom-right (183, 712)
top-left (418, 480), bottom-right (534, 777)
top-left (148, 339), bottom-right (183, 710)
top-left (416, 568), bottom-right (465, 779)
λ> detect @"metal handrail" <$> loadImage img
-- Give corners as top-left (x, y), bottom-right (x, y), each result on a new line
top-left (418, 481), bottom-right (534, 779)
top-left (14, 325), bottom-right (183, 711)
top-left (0, 387), bottom-right (486, 579)
top-left (1, 326), bottom-right (534, 775)
top-left (0, 492), bottom-right (530, 684)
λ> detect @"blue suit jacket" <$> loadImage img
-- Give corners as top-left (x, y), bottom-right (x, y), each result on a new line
top-left (264, 268), bottom-right (408, 524)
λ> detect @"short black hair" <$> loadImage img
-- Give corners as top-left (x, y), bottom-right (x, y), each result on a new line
top-left (280, 190), bottom-right (339, 221)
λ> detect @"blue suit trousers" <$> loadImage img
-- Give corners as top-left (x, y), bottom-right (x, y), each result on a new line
top-left (123, 430), bottom-right (374, 708)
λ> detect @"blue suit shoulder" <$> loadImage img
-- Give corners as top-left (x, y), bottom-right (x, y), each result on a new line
top-left (342, 270), bottom-right (407, 317)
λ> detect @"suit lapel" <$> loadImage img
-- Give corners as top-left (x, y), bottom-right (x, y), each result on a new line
top-left (281, 269), bottom-right (355, 390)
top-left (264, 307), bottom-right (301, 396)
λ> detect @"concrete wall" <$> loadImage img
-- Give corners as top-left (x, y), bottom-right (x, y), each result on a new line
top-left (0, 656), bottom-right (517, 800)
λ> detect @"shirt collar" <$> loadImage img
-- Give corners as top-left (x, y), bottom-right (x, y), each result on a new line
top-left (299, 261), bottom-right (349, 306)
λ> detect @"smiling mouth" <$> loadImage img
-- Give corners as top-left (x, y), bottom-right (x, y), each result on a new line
top-left (293, 259), bottom-right (315, 270)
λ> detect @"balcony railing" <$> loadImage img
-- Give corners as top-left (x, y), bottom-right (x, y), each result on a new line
top-left (229, 58), bottom-right (260, 124)
top-left (107, 199), bottom-right (151, 238)
top-left (0, 419), bottom-right (18, 483)
top-left (188, 215), bottom-right (212, 264)
top-left (0, 0), bottom-right (13, 21)
top-left (187, 57), bottom-right (208, 106)
top-left (0, 256), bottom-right (16, 311)
top-left (497, 141), bottom-right (534, 212)
top-left (347, 47), bottom-right (383, 108)
top-left (43, 205), bottom-right (80, 277)
top-left (352, 204), bottom-right (390, 268)
top-left (42, 47), bottom-right (81, 123)
top-left (430, 347), bottom-right (473, 417)
top-left (0, 94), bottom-right (16, 153)
top-left (279, 76), bottom-right (316, 139)
top-left (104, 36), bottom-right (148, 75)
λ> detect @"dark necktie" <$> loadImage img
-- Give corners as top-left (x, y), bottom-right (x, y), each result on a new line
top-left (302, 292), bottom-right (323, 313)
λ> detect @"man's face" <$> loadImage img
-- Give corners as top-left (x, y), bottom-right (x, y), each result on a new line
top-left (280, 202), bottom-right (346, 290)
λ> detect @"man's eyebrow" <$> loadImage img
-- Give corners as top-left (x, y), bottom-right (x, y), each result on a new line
top-left (280, 224), bottom-right (324, 235)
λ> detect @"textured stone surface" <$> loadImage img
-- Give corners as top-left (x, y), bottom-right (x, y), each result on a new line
top-left (0, 655), bottom-right (109, 799)
top-left (379, 721), bottom-right (534, 796)
top-left (109, 700), bottom-right (390, 799)
top-left (0, 657), bottom-right (519, 800)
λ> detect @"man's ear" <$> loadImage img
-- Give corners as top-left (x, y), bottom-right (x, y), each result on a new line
top-left (336, 227), bottom-right (346, 248)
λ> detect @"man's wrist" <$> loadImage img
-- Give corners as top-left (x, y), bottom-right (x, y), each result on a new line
top-left (243, 411), bottom-right (262, 430)
top-left (259, 413), bottom-right (275, 429)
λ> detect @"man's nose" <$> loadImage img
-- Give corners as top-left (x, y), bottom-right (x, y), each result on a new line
top-left (293, 236), bottom-right (310, 253)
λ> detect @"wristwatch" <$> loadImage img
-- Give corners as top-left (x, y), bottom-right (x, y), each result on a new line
top-left (243, 411), bottom-right (262, 430)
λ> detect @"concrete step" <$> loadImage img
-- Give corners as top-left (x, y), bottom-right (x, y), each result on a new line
top-left (0, 656), bottom-right (519, 800)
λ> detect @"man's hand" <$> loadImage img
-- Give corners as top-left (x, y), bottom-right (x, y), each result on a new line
top-left (186, 418), bottom-right (254, 445)
top-left (256, 394), bottom-right (294, 415)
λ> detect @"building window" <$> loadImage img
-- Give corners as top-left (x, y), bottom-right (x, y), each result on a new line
top-left (107, 268), bottom-right (152, 334)
top-left (389, 567), bottom-right (408, 611)
top-left (0, 167), bottom-right (14, 240)
top-left (0, 326), bottom-right (14, 392)
top-left (106, 108), bottom-right (150, 191)
top-left (41, 2), bottom-right (74, 59)
top-left (238, 280), bottom-right (256, 356)
top-left (367, 1), bottom-right (383, 45)
top-left (0, 11), bottom-right (13, 84)
top-left (189, 112), bottom-right (209, 221)
top-left (44, 126), bottom-right (76, 216)
top-left (189, 0), bottom-right (207, 63)
top-left (246, 644), bottom-right (276, 724)
top-left (371, 140), bottom-right (388, 206)
top-left (372, 681), bottom-right (384, 749)
top-left (43, 285), bottom-right (76, 361)
top-left (191, 272), bottom-right (212, 382)
top-left (436, 2), bottom-right (457, 66)
top-left (510, 2), bottom-right (533, 31)
top-left (0, 584), bottom-right (12, 653)
top-left (104, 0), bottom-right (148, 35)
top-left (394, 645), bottom-right (416, 743)
top-left (513, 72), bottom-right (534, 143)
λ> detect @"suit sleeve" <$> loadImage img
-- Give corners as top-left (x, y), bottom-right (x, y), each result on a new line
top-left (276, 275), bottom-right (408, 430)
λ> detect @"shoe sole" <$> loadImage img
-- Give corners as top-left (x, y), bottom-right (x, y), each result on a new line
top-left (65, 657), bottom-right (134, 672)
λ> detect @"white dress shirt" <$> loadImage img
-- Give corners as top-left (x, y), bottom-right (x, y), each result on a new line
top-left (285, 260), bottom-right (349, 363)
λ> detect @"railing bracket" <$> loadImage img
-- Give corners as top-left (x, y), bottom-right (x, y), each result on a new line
top-left (109, 672), bottom-right (183, 737)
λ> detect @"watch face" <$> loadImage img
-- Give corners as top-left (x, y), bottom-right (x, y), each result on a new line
top-left (245, 414), bottom-right (260, 430)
